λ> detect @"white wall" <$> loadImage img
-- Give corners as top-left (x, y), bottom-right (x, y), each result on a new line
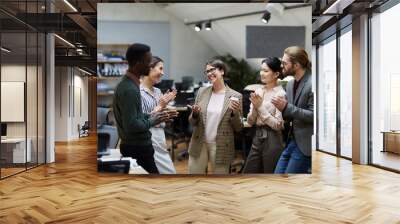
top-left (1, 64), bottom-right (46, 164)
top-left (55, 67), bottom-right (89, 141)
top-left (98, 3), bottom-right (218, 83)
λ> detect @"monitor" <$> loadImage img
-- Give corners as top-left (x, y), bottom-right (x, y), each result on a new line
top-left (174, 82), bottom-right (183, 92)
top-left (174, 92), bottom-right (195, 106)
top-left (1, 123), bottom-right (7, 137)
top-left (155, 79), bottom-right (174, 93)
top-left (181, 76), bottom-right (194, 91)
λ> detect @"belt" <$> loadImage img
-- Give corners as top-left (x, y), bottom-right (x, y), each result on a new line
top-left (255, 125), bottom-right (274, 131)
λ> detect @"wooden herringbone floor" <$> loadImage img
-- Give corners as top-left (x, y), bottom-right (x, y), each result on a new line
top-left (1, 135), bottom-right (400, 223)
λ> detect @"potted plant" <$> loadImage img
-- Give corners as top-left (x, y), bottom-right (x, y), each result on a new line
top-left (214, 54), bottom-right (259, 92)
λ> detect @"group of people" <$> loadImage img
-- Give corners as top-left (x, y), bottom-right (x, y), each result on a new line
top-left (112, 43), bottom-right (313, 175)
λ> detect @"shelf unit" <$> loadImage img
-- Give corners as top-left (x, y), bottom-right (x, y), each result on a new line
top-left (98, 60), bottom-right (128, 64)
top-left (97, 76), bottom-right (122, 80)
top-left (97, 44), bottom-right (130, 113)
top-left (97, 92), bottom-right (114, 96)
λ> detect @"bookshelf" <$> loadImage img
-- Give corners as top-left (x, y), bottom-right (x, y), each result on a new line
top-left (97, 44), bottom-right (130, 114)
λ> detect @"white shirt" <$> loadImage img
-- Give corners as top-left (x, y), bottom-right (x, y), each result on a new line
top-left (247, 85), bottom-right (286, 131)
top-left (205, 91), bottom-right (225, 143)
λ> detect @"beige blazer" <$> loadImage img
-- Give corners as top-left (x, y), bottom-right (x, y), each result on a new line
top-left (188, 85), bottom-right (243, 166)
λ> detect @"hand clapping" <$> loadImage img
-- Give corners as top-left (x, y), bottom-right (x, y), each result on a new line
top-left (249, 93), bottom-right (262, 109)
top-left (159, 89), bottom-right (177, 108)
top-left (151, 108), bottom-right (179, 125)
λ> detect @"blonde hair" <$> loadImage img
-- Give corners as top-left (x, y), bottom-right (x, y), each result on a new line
top-left (284, 46), bottom-right (311, 71)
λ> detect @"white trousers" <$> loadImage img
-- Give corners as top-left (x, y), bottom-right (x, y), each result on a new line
top-left (188, 142), bottom-right (230, 174)
top-left (150, 127), bottom-right (176, 174)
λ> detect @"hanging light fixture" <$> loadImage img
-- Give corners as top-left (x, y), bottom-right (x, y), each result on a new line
top-left (54, 34), bottom-right (75, 48)
top-left (63, 0), bottom-right (78, 12)
top-left (1, 47), bottom-right (11, 53)
top-left (261, 10), bottom-right (271, 23)
top-left (205, 21), bottom-right (212, 31)
top-left (194, 23), bottom-right (202, 32)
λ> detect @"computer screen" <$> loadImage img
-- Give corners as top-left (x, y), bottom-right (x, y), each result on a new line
top-left (181, 76), bottom-right (194, 91)
top-left (1, 123), bottom-right (7, 137)
top-left (174, 92), bottom-right (195, 106)
top-left (155, 79), bottom-right (174, 93)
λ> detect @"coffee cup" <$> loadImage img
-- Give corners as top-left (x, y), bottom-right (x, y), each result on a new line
top-left (230, 96), bottom-right (239, 102)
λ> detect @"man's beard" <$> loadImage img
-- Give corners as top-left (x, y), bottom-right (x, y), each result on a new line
top-left (284, 68), bottom-right (295, 77)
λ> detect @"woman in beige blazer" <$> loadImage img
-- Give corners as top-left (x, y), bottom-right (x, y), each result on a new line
top-left (188, 59), bottom-right (243, 174)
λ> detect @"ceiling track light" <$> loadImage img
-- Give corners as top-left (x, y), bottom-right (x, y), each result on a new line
top-left (194, 23), bottom-right (202, 32)
top-left (322, 0), bottom-right (355, 15)
top-left (261, 10), bottom-right (271, 23)
top-left (205, 21), bottom-right (212, 31)
top-left (63, 0), bottom-right (78, 12)
top-left (1, 47), bottom-right (11, 53)
top-left (54, 34), bottom-right (75, 48)
top-left (78, 67), bottom-right (92, 76)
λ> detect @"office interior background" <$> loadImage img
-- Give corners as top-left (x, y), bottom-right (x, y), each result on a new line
top-left (0, 0), bottom-right (399, 223)
top-left (0, 0), bottom-right (97, 179)
top-left (96, 2), bottom-right (312, 174)
top-left (313, 0), bottom-right (400, 172)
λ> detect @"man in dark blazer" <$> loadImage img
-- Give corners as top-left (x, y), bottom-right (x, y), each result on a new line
top-left (272, 46), bottom-right (314, 174)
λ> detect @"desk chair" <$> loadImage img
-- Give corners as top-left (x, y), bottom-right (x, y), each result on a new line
top-left (78, 121), bottom-right (90, 138)
top-left (230, 126), bottom-right (255, 173)
top-left (165, 108), bottom-right (192, 161)
top-left (97, 132), bottom-right (110, 157)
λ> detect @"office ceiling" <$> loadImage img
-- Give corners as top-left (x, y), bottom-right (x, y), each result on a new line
top-left (159, 3), bottom-right (310, 66)
top-left (163, 3), bottom-right (268, 23)
top-left (311, 0), bottom-right (389, 43)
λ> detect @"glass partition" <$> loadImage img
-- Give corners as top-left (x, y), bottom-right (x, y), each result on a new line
top-left (0, 1), bottom-right (46, 179)
top-left (370, 3), bottom-right (400, 171)
top-left (1, 23), bottom-right (28, 178)
top-left (339, 27), bottom-right (352, 158)
top-left (317, 35), bottom-right (337, 155)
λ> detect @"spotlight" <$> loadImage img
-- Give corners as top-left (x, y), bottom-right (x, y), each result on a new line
top-left (63, 0), bottom-right (78, 12)
top-left (1, 47), bottom-right (11, 53)
top-left (261, 10), bottom-right (271, 23)
top-left (194, 23), bottom-right (202, 32)
top-left (205, 21), bottom-right (212, 31)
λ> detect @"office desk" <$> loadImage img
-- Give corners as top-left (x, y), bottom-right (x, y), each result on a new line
top-left (381, 131), bottom-right (400, 154)
top-left (1, 138), bottom-right (31, 163)
top-left (98, 149), bottom-right (148, 174)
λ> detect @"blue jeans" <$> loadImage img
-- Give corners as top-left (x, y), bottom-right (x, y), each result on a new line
top-left (274, 140), bottom-right (311, 174)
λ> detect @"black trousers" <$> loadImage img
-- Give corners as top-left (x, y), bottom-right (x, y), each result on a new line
top-left (120, 144), bottom-right (159, 174)
top-left (243, 127), bottom-right (285, 173)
